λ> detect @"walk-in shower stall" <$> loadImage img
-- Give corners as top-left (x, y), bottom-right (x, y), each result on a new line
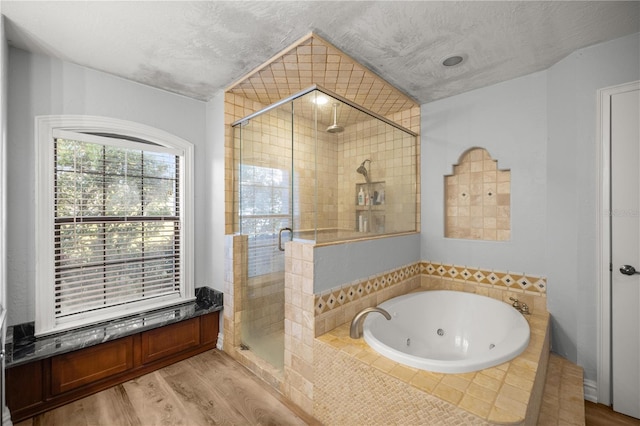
top-left (231, 86), bottom-right (417, 370)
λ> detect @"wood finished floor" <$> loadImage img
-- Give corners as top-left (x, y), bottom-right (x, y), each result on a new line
top-left (585, 402), bottom-right (640, 426)
top-left (14, 349), bottom-right (640, 426)
top-left (16, 350), bottom-right (320, 426)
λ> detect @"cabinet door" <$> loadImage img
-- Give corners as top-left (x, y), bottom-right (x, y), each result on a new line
top-left (51, 336), bottom-right (133, 395)
top-left (6, 360), bottom-right (44, 412)
top-left (200, 312), bottom-right (219, 345)
top-left (141, 317), bottom-right (200, 364)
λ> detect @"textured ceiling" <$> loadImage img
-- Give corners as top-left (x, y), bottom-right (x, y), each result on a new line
top-left (2, 1), bottom-right (639, 104)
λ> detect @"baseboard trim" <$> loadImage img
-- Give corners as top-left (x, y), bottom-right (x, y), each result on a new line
top-left (216, 332), bottom-right (224, 350)
top-left (584, 379), bottom-right (598, 403)
top-left (3, 406), bottom-right (13, 426)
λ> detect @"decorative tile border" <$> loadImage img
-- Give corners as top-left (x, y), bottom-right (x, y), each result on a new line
top-left (314, 263), bottom-right (421, 315)
top-left (314, 261), bottom-right (547, 317)
top-left (422, 261), bottom-right (547, 294)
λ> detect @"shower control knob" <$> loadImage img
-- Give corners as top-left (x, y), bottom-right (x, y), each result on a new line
top-left (620, 265), bottom-right (640, 276)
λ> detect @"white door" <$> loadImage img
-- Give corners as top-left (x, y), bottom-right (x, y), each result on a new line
top-left (611, 84), bottom-right (640, 419)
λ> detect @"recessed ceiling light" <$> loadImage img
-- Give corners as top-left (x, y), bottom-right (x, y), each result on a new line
top-left (442, 55), bottom-right (465, 67)
top-left (312, 96), bottom-right (328, 105)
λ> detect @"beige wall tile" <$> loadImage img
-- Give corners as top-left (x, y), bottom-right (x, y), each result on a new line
top-left (445, 148), bottom-right (510, 241)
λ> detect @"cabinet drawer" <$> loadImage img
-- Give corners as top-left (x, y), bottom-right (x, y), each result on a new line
top-left (51, 336), bottom-right (133, 395)
top-left (141, 317), bottom-right (200, 364)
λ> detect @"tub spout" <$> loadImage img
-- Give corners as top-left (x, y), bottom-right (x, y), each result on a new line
top-left (350, 307), bottom-right (391, 339)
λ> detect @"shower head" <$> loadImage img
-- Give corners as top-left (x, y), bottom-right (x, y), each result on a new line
top-left (357, 159), bottom-right (371, 183)
top-left (326, 103), bottom-right (344, 133)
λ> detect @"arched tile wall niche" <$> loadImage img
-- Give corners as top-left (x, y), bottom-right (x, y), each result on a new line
top-left (445, 148), bottom-right (510, 241)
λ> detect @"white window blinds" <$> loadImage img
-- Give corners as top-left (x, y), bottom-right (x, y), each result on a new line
top-left (239, 164), bottom-right (290, 277)
top-left (53, 134), bottom-right (181, 319)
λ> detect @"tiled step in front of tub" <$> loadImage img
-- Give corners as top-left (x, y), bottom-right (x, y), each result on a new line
top-left (537, 353), bottom-right (585, 425)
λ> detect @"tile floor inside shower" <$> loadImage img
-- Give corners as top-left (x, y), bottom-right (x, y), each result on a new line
top-left (241, 330), bottom-right (285, 371)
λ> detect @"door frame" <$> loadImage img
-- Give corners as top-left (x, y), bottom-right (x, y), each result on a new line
top-left (597, 80), bottom-right (640, 406)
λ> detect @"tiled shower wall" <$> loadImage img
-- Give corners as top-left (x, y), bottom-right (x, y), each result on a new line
top-left (226, 92), bottom-right (338, 235)
top-left (226, 92), bottom-right (421, 237)
top-left (293, 108), bottom-right (339, 232)
top-left (224, 33), bottom-right (421, 237)
top-left (242, 272), bottom-right (284, 340)
top-left (223, 32), bottom-right (423, 415)
top-left (223, 91), bottom-right (421, 374)
top-left (337, 107), bottom-right (421, 234)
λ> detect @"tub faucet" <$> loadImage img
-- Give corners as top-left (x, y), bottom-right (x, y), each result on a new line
top-left (350, 307), bottom-right (392, 339)
top-left (509, 297), bottom-right (530, 315)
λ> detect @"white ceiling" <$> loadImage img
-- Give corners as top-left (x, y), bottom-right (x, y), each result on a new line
top-left (1, 1), bottom-right (638, 104)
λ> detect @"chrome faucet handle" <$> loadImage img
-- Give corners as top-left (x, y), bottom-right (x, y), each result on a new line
top-left (520, 303), bottom-right (530, 315)
top-left (509, 297), bottom-right (520, 309)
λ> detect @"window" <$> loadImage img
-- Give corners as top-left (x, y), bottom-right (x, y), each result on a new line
top-left (36, 116), bottom-right (194, 336)
top-left (239, 164), bottom-right (290, 277)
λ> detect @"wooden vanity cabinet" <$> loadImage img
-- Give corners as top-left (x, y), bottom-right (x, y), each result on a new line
top-left (6, 311), bottom-right (219, 423)
top-left (51, 336), bottom-right (135, 395)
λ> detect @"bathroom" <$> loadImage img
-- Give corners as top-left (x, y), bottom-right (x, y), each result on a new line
top-left (1, 2), bottom-right (640, 425)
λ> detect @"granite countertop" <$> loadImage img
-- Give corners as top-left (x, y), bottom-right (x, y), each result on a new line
top-left (5, 287), bottom-right (223, 368)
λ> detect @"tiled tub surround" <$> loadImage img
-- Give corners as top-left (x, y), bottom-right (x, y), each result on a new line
top-left (314, 311), bottom-right (550, 425)
top-left (223, 231), bottom-right (549, 421)
top-left (5, 287), bottom-right (223, 367)
top-left (315, 261), bottom-right (547, 336)
top-left (311, 260), bottom-right (548, 424)
top-left (314, 262), bottom-right (422, 336)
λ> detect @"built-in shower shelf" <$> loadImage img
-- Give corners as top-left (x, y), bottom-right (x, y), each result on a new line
top-left (355, 181), bottom-right (385, 207)
top-left (355, 181), bottom-right (385, 233)
top-left (355, 205), bottom-right (385, 211)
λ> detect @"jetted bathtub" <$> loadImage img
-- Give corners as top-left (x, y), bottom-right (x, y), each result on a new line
top-left (362, 290), bottom-right (530, 374)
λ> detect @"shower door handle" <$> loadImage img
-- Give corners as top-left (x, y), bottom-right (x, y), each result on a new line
top-left (278, 227), bottom-right (292, 251)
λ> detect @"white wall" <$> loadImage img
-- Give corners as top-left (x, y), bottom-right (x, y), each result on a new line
top-left (0, 15), bottom-right (10, 425)
top-left (421, 70), bottom-right (548, 274)
top-left (314, 233), bottom-right (421, 293)
top-left (546, 32), bottom-right (640, 386)
top-left (6, 48), bottom-right (208, 326)
top-left (1, 17), bottom-right (8, 313)
top-left (421, 32), bottom-right (640, 387)
top-left (204, 92), bottom-right (226, 291)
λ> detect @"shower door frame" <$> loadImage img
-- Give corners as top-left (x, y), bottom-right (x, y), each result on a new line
top-left (234, 104), bottom-right (294, 371)
top-left (232, 85), bottom-right (418, 137)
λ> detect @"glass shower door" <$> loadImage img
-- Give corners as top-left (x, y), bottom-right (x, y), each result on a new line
top-left (238, 103), bottom-right (293, 370)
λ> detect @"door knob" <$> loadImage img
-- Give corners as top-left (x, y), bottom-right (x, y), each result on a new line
top-left (620, 265), bottom-right (640, 275)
